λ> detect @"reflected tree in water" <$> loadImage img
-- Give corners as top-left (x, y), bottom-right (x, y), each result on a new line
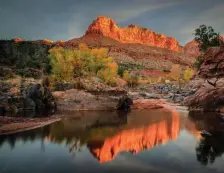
top-left (0, 126), bottom-right (50, 150)
top-left (196, 133), bottom-right (224, 165)
top-left (189, 111), bottom-right (224, 165)
top-left (196, 137), bottom-right (216, 165)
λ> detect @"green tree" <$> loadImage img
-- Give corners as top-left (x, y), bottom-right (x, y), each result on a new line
top-left (194, 25), bottom-right (221, 52)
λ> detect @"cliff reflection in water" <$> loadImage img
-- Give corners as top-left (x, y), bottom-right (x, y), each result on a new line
top-left (1, 109), bottom-right (224, 166)
top-left (87, 110), bottom-right (180, 163)
top-left (36, 109), bottom-right (181, 163)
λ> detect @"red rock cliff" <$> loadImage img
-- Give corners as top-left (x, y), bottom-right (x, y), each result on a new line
top-left (86, 16), bottom-right (181, 52)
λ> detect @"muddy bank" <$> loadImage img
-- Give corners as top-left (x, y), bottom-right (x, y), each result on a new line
top-left (0, 115), bottom-right (61, 135)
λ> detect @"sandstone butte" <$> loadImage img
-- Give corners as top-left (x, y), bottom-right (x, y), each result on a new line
top-left (7, 16), bottom-right (200, 70)
top-left (86, 16), bottom-right (181, 52)
top-left (87, 111), bottom-right (180, 163)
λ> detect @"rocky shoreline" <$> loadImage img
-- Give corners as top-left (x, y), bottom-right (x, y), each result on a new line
top-left (0, 82), bottom-right (189, 135)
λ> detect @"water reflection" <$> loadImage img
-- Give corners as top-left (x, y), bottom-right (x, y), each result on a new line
top-left (0, 109), bottom-right (224, 167)
top-left (87, 110), bottom-right (180, 163)
top-left (189, 111), bottom-right (224, 165)
top-left (196, 133), bottom-right (224, 165)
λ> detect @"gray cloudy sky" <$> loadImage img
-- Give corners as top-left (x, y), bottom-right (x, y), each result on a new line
top-left (0, 0), bottom-right (223, 45)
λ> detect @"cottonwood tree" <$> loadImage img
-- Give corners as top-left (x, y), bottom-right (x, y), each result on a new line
top-left (194, 25), bottom-right (221, 52)
top-left (194, 25), bottom-right (222, 69)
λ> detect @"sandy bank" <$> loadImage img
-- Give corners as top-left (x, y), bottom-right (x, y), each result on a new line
top-left (0, 116), bottom-right (61, 135)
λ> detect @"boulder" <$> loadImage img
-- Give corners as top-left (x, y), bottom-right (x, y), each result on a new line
top-left (23, 98), bottom-right (36, 110)
top-left (184, 87), bottom-right (224, 112)
top-left (198, 46), bottom-right (224, 78)
top-left (185, 46), bottom-right (224, 112)
top-left (117, 96), bottom-right (133, 111)
top-left (22, 82), bottom-right (56, 111)
top-left (54, 89), bottom-right (124, 111)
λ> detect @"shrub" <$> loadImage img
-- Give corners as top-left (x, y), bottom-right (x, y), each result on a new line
top-left (117, 65), bottom-right (126, 77)
top-left (194, 56), bottom-right (204, 69)
top-left (123, 71), bottom-right (139, 87)
top-left (123, 71), bottom-right (131, 82)
top-left (1, 41), bottom-right (51, 78)
top-left (97, 62), bottom-right (118, 86)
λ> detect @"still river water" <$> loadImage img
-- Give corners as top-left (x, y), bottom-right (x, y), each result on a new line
top-left (0, 108), bottom-right (224, 173)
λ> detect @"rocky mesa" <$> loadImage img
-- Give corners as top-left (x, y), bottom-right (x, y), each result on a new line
top-left (86, 16), bottom-right (181, 52)
top-left (65, 16), bottom-right (199, 70)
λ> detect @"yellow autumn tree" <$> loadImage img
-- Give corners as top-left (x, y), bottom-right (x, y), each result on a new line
top-left (49, 47), bottom-right (76, 82)
top-left (184, 67), bottom-right (194, 81)
top-left (97, 62), bottom-right (118, 85)
top-left (49, 43), bottom-right (118, 83)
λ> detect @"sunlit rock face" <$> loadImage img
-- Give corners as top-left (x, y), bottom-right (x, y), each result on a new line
top-left (183, 40), bottom-right (200, 57)
top-left (86, 16), bottom-right (181, 52)
top-left (88, 111), bottom-right (180, 163)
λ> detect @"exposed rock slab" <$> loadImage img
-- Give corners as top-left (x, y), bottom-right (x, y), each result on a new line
top-left (53, 89), bottom-right (124, 111)
top-left (185, 46), bottom-right (224, 112)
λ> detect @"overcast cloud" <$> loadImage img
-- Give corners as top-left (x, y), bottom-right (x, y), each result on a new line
top-left (0, 0), bottom-right (223, 45)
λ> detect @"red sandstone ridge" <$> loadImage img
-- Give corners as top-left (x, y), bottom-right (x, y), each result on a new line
top-left (86, 16), bottom-right (181, 52)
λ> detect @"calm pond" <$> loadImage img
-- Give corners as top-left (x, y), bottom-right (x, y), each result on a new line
top-left (0, 109), bottom-right (224, 173)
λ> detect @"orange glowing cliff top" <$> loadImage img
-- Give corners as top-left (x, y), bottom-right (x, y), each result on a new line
top-left (86, 16), bottom-right (181, 52)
